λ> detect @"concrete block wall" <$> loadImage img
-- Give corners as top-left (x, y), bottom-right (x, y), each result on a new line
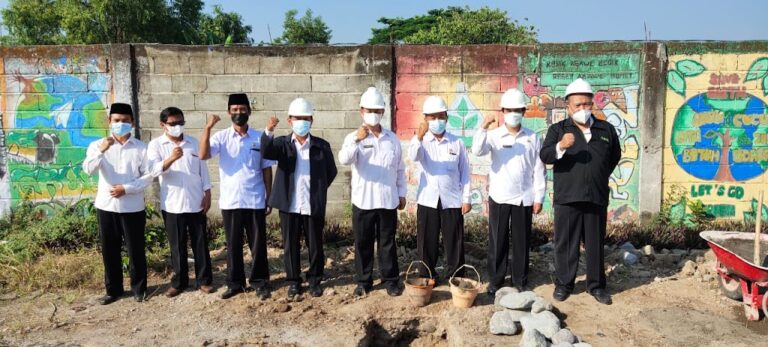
top-left (1, 42), bottom-right (766, 224)
top-left (133, 45), bottom-right (393, 217)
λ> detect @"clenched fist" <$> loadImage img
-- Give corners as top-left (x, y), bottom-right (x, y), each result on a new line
top-left (482, 115), bottom-right (496, 129)
top-left (355, 125), bottom-right (368, 142)
top-left (169, 146), bottom-right (183, 161)
top-left (266, 115), bottom-right (279, 132)
top-left (559, 133), bottom-right (575, 150)
top-left (206, 114), bottom-right (221, 130)
top-left (417, 120), bottom-right (429, 141)
top-left (99, 137), bottom-right (115, 153)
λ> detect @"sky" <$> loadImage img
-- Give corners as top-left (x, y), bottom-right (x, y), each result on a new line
top-left (0, 0), bottom-right (766, 43)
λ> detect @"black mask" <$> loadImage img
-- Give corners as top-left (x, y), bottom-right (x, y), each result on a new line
top-left (231, 113), bottom-right (249, 126)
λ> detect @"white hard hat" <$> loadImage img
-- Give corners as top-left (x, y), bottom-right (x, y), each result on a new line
top-left (500, 89), bottom-right (527, 109)
top-left (565, 78), bottom-right (593, 98)
top-left (288, 97), bottom-right (314, 116)
top-left (422, 95), bottom-right (448, 114)
top-left (360, 87), bottom-right (386, 109)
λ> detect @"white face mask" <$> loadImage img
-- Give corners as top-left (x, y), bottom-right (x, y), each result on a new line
top-left (166, 124), bottom-right (184, 138)
top-left (503, 112), bottom-right (523, 127)
top-left (572, 109), bottom-right (592, 125)
top-left (363, 112), bottom-right (382, 126)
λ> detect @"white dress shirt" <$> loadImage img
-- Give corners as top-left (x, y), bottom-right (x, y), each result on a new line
top-left (289, 134), bottom-right (312, 215)
top-left (472, 126), bottom-right (546, 206)
top-left (338, 129), bottom-right (406, 210)
top-left (556, 116), bottom-right (594, 159)
top-left (209, 126), bottom-right (273, 210)
top-left (147, 134), bottom-right (212, 214)
top-left (408, 132), bottom-right (471, 209)
top-left (83, 135), bottom-right (151, 213)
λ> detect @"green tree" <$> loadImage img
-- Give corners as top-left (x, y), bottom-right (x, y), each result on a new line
top-left (198, 5), bottom-right (253, 45)
top-left (368, 7), bottom-right (464, 44)
top-left (273, 9), bottom-right (331, 45)
top-left (1, 0), bottom-right (252, 45)
top-left (370, 6), bottom-right (537, 45)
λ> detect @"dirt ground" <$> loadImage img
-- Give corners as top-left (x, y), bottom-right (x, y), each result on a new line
top-left (0, 245), bottom-right (766, 347)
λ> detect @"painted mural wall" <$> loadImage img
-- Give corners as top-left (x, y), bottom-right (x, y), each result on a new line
top-left (0, 49), bottom-right (112, 214)
top-left (394, 46), bottom-right (642, 221)
top-left (663, 52), bottom-right (768, 223)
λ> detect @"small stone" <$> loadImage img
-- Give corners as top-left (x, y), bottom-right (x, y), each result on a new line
top-left (506, 310), bottom-right (532, 322)
top-left (703, 275), bottom-right (714, 282)
top-left (634, 270), bottom-right (652, 278)
top-left (489, 311), bottom-right (520, 335)
top-left (642, 245), bottom-right (655, 256)
top-left (420, 322), bottom-right (437, 334)
top-left (681, 260), bottom-right (697, 276)
top-left (573, 343), bottom-right (592, 347)
top-left (552, 328), bottom-right (577, 344)
top-left (520, 328), bottom-right (547, 347)
top-left (273, 303), bottom-right (291, 313)
top-left (539, 242), bottom-right (554, 252)
top-left (672, 249), bottom-right (688, 256)
top-left (661, 248), bottom-right (671, 254)
top-left (520, 311), bottom-right (560, 338)
top-left (622, 251), bottom-right (638, 265)
top-left (552, 343), bottom-right (574, 347)
top-left (531, 297), bottom-right (553, 313)
top-left (325, 258), bottom-right (335, 267)
top-left (619, 242), bottom-right (636, 252)
top-left (494, 287), bottom-right (520, 308)
top-left (499, 291), bottom-right (537, 310)
top-left (323, 288), bottom-right (336, 296)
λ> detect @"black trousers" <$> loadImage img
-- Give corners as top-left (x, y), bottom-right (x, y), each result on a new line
top-left (416, 200), bottom-right (465, 280)
top-left (221, 209), bottom-right (269, 290)
top-left (96, 209), bottom-right (147, 296)
top-left (488, 198), bottom-right (532, 288)
top-left (352, 206), bottom-right (399, 288)
top-left (161, 211), bottom-right (213, 290)
top-left (553, 202), bottom-right (607, 292)
top-left (279, 211), bottom-right (325, 286)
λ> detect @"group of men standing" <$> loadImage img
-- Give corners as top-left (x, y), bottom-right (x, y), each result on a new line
top-left (85, 77), bottom-right (620, 307)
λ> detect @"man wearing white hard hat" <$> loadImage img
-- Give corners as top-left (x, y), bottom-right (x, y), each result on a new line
top-left (540, 78), bottom-right (621, 305)
top-left (408, 96), bottom-right (471, 283)
top-left (472, 89), bottom-right (546, 295)
top-left (199, 93), bottom-right (274, 300)
top-left (339, 87), bottom-right (406, 297)
top-left (262, 98), bottom-right (337, 300)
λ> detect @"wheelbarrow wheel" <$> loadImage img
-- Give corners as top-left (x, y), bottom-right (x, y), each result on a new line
top-left (717, 274), bottom-right (743, 301)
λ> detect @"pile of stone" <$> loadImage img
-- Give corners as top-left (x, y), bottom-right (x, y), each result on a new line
top-left (488, 287), bottom-right (591, 347)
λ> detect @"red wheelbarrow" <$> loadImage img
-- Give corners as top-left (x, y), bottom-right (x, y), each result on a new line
top-left (700, 230), bottom-right (768, 320)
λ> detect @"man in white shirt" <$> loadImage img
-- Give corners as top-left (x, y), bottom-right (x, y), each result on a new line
top-left (147, 107), bottom-right (214, 298)
top-left (472, 89), bottom-right (546, 295)
top-left (83, 103), bottom-right (152, 305)
top-left (262, 98), bottom-right (337, 300)
top-left (408, 96), bottom-right (471, 283)
top-left (199, 94), bottom-right (274, 300)
top-left (338, 87), bottom-right (406, 297)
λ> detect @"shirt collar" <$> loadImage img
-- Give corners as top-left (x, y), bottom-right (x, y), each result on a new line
top-left (425, 131), bottom-right (449, 143)
top-left (160, 133), bottom-right (186, 145)
top-left (291, 133), bottom-right (311, 147)
top-left (229, 126), bottom-right (252, 138)
top-left (498, 126), bottom-right (530, 138)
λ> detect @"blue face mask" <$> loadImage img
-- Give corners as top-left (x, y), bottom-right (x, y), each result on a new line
top-left (428, 119), bottom-right (447, 135)
top-left (292, 120), bottom-right (311, 136)
top-left (110, 122), bottom-right (132, 137)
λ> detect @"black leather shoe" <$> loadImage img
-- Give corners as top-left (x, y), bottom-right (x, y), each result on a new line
top-left (287, 284), bottom-right (301, 299)
top-left (486, 285), bottom-right (499, 296)
top-left (553, 286), bottom-right (571, 302)
top-left (254, 285), bottom-right (271, 300)
top-left (386, 283), bottom-right (402, 297)
top-left (309, 284), bottom-right (323, 297)
top-left (589, 288), bottom-right (613, 305)
top-left (100, 294), bottom-right (120, 305)
top-left (353, 285), bottom-right (369, 298)
top-left (134, 292), bottom-right (146, 302)
top-left (220, 287), bottom-right (244, 300)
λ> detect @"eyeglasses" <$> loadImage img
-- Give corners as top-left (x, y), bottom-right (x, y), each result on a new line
top-left (165, 121), bottom-right (186, 126)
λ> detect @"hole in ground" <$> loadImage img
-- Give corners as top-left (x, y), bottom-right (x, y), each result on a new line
top-left (360, 318), bottom-right (438, 347)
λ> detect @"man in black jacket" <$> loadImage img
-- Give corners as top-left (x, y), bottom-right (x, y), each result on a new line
top-left (261, 97), bottom-right (337, 299)
top-left (540, 78), bottom-right (621, 305)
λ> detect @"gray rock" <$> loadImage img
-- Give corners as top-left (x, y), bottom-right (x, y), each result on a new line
top-left (573, 343), bottom-right (592, 347)
top-left (661, 248), bottom-right (671, 254)
top-left (507, 310), bottom-right (532, 322)
top-left (489, 311), bottom-right (520, 335)
top-left (494, 287), bottom-right (520, 308)
top-left (622, 251), bottom-right (638, 265)
top-left (520, 328), bottom-right (548, 347)
top-left (500, 291), bottom-right (537, 310)
top-left (552, 328), bottom-right (577, 344)
top-left (642, 245), bottom-right (655, 256)
top-left (619, 242), bottom-right (636, 252)
top-left (672, 249), bottom-right (688, 256)
top-left (520, 311), bottom-right (560, 338)
top-left (539, 242), bottom-right (554, 252)
top-left (552, 344), bottom-right (574, 347)
top-left (531, 297), bottom-right (553, 313)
